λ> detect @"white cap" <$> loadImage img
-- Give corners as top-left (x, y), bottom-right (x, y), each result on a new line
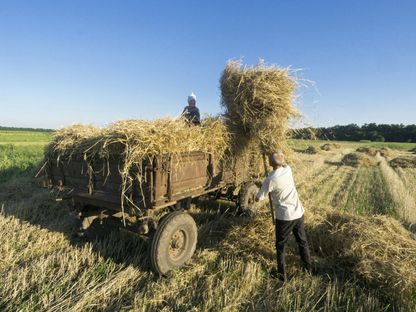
top-left (188, 92), bottom-right (197, 103)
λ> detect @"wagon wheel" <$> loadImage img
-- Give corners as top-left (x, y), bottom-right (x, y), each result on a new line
top-left (239, 182), bottom-right (263, 217)
top-left (149, 211), bottom-right (197, 276)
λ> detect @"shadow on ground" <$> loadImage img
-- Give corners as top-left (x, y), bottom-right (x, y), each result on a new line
top-left (0, 166), bottom-right (251, 274)
top-left (0, 167), bottom-right (361, 282)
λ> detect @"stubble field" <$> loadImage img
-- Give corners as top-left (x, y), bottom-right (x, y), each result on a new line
top-left (1, 131), bottom-right (416, 312)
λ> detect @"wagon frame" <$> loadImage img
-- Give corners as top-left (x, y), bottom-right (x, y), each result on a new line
top-left (43, 150), bottom-right (265, 275)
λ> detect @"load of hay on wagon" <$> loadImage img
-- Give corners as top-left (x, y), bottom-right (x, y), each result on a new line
top-left (45, 60), bottom-right (300, 206)
top-left (45, 117), bottom-right (230, 210)
top-left (48, 117), bottom-right (229, 164)
top-left (48, 60), bottom-right (299, 166)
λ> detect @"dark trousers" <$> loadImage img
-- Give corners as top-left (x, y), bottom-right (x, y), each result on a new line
top-left (275, 215), bottom-right (311, 277)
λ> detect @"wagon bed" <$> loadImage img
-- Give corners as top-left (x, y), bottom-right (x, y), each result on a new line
top-left (43, 149), bottom-right (265, 274)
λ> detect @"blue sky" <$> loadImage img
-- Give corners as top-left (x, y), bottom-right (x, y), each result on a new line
top-left (1, 0), bottom-right (415, 129)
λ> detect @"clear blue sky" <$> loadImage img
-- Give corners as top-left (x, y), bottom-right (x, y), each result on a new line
top-left (1, 0), bottom-right (415, 129)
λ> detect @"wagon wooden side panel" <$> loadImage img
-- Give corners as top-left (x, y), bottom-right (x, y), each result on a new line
top-left (44, 150), bottom-right (266, 275)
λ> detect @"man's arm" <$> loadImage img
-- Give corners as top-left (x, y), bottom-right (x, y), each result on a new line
top-left (255, 177), bottom-right (270, 202)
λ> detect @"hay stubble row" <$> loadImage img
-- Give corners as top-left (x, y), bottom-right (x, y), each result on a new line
top-left (1, 144), bottom-right (416, 310)
top-left (2, 59), bottom-right (416, 310)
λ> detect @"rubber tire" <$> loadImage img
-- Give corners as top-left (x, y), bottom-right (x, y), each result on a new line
top-left (239, 182), bottom-right (261, 217)
top-left (149, 211), bottom-right (197, 276)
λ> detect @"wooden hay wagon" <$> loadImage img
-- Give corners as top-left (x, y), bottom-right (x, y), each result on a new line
top-left (43, 150), bottom-right (264, 275)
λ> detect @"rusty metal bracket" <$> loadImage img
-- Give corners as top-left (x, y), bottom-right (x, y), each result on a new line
top-left (262, 153), bottom-right (275, 225)
top-left (167, 155), bottom-right (173, 201)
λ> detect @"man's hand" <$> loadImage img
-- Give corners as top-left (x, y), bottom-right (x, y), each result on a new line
top-left (255, 195), bottom-right (261, 202)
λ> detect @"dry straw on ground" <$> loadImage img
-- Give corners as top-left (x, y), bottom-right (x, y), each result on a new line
top-left (320, 143), bottom-right (341, 151)
top-left (304, 146), bottom-right (319, 154)
top-left (341, 152), bottom-right (377, 167)
top-left (356, 146), bottom-right (390, 157)
top-left (307, 209), bottom-right (416, 299)
top-left (356, 147), bottom-right (377, 156)
top-left (220, 60), bottom-right (299, 156)
top-left (377, 154), bottom-right (416, 224)
top-left (389, 156), bottom-right (416, 168)
top-left (378, 147), bottom-right (391, 157)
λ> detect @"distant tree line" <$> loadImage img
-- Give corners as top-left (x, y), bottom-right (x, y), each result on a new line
top-left (0, 126), bottom-right (54, 132)
top-left (292, 123), bottom-right (416, 143)
top-left (2, 124), bottom-right (416, 142)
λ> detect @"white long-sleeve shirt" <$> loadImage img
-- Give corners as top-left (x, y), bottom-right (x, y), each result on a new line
top-left (256, 165), bottom-right (304, 221)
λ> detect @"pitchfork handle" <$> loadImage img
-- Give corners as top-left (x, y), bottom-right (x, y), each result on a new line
top-left (262, 153), bottom-right (276, 225)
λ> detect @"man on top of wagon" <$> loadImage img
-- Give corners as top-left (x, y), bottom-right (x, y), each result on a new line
top-left (181, 92), bottom-right (201, 125)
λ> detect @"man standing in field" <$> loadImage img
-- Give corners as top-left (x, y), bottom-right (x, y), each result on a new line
top-left (255, 151), bottom-right (311, 282)
top-left (181, 92), bottom-right (201, 125)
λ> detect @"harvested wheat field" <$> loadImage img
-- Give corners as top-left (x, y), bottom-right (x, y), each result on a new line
top-left (2, 61), bottom-right (416, 311)
top-left (1, 134), bottom-right (416, 311)
top-left (3, 1), bottom-right (416, 311)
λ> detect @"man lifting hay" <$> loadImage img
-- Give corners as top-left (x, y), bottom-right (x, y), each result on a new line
top-left (220, 60), bottom-right (309, 282)
top-left (255, 151), bottom-right (311, 282)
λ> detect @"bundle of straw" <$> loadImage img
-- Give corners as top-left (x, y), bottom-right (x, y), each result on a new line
top-left (220, 60), bottom-right (299, 155)
top-left (321, 143), bottom-right (341, 151)
top-left (341, 152), bottom-right (377, 167)
top-left (389, 156), bottom-right (416, 168)
top-left (356, 146), bottom-right (390, 157)
top-left (305, 146), bottom-right (319, 154)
